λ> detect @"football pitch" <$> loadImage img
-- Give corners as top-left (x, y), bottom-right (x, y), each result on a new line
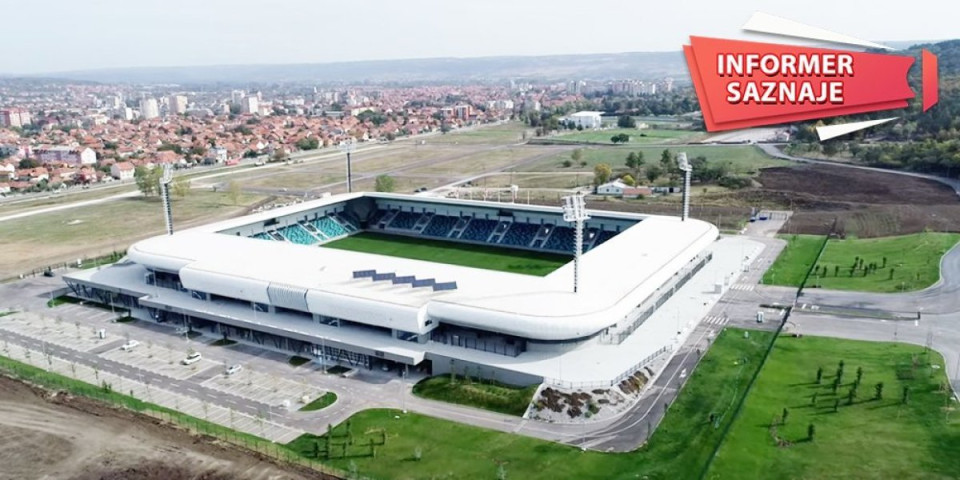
top-left (322, 232), bottom-right (569, 276)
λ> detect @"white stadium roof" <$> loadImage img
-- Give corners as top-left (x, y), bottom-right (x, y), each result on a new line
top-left (123, 193), bottom-right (718, 341)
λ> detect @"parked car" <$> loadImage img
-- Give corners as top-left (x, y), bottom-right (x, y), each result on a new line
top-left (225, 364), bottom-right (243, 376)
top-left (120, 340), bottom-right (140, 351)
top-left (181, 352), bottom-right (202, 365)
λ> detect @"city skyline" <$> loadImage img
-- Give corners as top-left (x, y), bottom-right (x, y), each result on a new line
top-left (2, 0), bottom-right (958, 75)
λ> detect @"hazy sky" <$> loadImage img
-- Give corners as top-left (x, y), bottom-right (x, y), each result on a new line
top-left (2, 0), bottom-right (958, 74)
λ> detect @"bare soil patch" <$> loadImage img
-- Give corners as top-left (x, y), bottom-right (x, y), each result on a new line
top-left (0, 375), bottom-right (329, 480)
top-left (731, 165), bottom-right (960, 237)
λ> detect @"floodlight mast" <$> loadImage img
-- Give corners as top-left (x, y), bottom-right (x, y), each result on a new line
top-left (338, 140), bottom-right (356, 193)
top-left (676, 152), bottom-right (692, 222)
top-left (159, 164), bottom-right (174, 235)
top-left (562, 193), bottom-right (590, 293)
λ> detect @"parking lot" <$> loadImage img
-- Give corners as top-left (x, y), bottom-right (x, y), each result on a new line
top-left (0, 311), bottom-right (122, 352)
top-left (0, 339), bottom-right (303, 443)
top-left (203, 365), bottom-right (327, 409)
top-left (100, 339), bottom-right (221, 380)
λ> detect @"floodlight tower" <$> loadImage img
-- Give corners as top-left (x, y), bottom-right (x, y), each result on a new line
top-left (677, 152), bottom-right (692, 222)
top-left (562, 193), bottom-right (590, 293)
top-left (159, 164), bottom-right (174, 235)
top-left (338, 139), bottom-right (356, 193)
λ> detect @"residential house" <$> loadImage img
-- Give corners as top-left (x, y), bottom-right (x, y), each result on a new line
top-left (110, 162), bottom-right (135, 181)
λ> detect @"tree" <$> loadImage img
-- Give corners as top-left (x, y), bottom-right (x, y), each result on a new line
top-left (271, 149), bottom-right (288, 163)
top-left (621, 174), bottom-right (636, 186)
top-left (296, 137), bottom-right (320, 150)
top-left (18, 158), bottom-right (39, 169)
top-left (374, 174), bottom-right (395, 193)
top-left (227, 181), bottom-right (241, 205)
top-left (571, 148), bottom-right (584, 164)
top-left (781, 407), bottom-right (789, 425)
top-left (134, 165), bottom-right (159, 196)
top-left (171, 176), bottom-right (191, 198)
top-left (875, 382), bottom-right (884, 400)
top-left (593, 163), bottom-right (612, 186)
top-left (610, 133), bottom-right (630, 143)
top-left (617, 115), bottom-right (637, 128)
top-left (561, 159), bottom-right (573, 168)
top-left (855, 366), bottom-right (863, 386)
top-left (660, 149), bottom-right (673, 172)
top-left (645, 164), bottom-right (662, 184)
top-left (816, 366), bottom-right (823, 384)
top-left (807, 423), bottom-right (816, 441)
top-left (625, 151), bottom-right (645, 185)
top-left (902, 386), bottom-right (910, 405)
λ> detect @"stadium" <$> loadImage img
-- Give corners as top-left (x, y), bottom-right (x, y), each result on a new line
top-left (61, 192), bottom-right (748, 386)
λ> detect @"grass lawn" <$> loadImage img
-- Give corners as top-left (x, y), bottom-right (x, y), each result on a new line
top-left (322, 232), bottom-right (569, 276)
top-left (289, 356), bottom-right (311, 367)
top-left (286, 328), bottom-right (775, 480)
top-left (0, 190), bottom-right (265, 279)
top-left (552, 128), bottom-right (699, 144)
top-left (707, 335), bottom-right (960, 479)
top-left (300, 392), bottom-right (337, 411)
top-left (425, 122), bottom-right (531, 145)
top-left (520, 145), bottom-right (788, 175)
top-left (806, 232), bottom-right (960, 293)
top-left (763, 235), bottom-right (827, 287)
top-left (412, 375), bottom-right (537, 416)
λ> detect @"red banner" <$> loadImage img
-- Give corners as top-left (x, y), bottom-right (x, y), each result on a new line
top-left (684, 37), bottom-right (922, 131)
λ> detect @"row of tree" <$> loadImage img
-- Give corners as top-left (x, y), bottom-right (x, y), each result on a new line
top-left (133, 165), bottom-right (191, 198)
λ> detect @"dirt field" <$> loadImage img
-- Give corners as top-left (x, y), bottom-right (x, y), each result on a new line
top-left (0, 375), bottom-right (325, 480)
top-left (730, 164), bottom-right (960, 237)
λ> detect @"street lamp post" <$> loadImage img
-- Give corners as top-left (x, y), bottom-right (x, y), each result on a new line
top-left (338, 140), bottom-right (356, 193)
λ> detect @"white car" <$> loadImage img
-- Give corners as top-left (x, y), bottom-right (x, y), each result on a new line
top-left (225, 364), bottom-right (243, 376)
top-left (120, 340), bottom-right (140, 351)
top-left (181, 352), bottom-right (202, 365)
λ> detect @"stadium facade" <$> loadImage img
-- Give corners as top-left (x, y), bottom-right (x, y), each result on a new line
top-left (63, 193), bottom-right (721, 386)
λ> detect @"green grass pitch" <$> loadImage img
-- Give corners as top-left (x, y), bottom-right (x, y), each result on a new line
top-left (321, 231), bottom-right (569, 276)
top-left (707, 335), bottom-right (960, 479)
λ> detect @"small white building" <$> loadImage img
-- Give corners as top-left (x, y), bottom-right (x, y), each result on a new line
top-left (597, 179), bottom-right (652, 197)
top-left (566, 111), bottom-right (603, 129)
top-left (110, 162), bottom-right (136, 181)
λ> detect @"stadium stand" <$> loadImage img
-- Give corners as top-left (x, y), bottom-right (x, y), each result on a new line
top-left (300, 221), bottom-right (325, 238)
top-left (459, 218), bottom-right (498, 242)
top-left (422, 215), bottom-right (459, 238)
top-left (389, 211), bottom-right (422, 230)
top-left (251, 232), bottom-right (274, 241)
top-left (334, 213), bottom-right (360, 232)
top-left (543, 225), bottom-right (575, 252)
top-left (499, 222), bottom-right (539, 247)
top-left (279, 224), bottom-right (318, 245)
top-left (312, 216), bottom-right (349, 239)
top-left (592, 229), bottom-right (618, 248)
top-left (367, 209), bottom-right (388, 227)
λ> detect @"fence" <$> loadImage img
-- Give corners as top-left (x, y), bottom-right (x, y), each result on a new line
top-left (4, 249), bottom-right (127, 283)
top-left (0, 348), bottom-right (349, 480)
top-left (543, 345), bottom-right (672, 390)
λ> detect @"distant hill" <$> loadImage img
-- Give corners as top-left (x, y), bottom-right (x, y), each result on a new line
top-left (30, 51), bottom-right (688, 85)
